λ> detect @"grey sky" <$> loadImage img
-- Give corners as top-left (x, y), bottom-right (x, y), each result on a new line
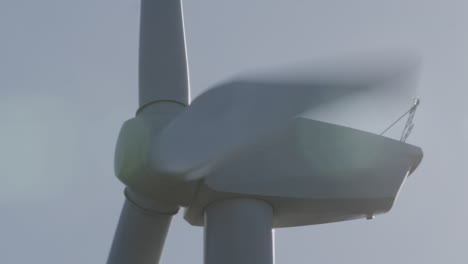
top-left (1, 0), bottom-right (467, 263)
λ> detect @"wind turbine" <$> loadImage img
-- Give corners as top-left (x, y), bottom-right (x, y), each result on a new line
top-left (107, 1), bottom-right (423, 264)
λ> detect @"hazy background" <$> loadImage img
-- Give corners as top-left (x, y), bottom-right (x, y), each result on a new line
top-left (1, 0), bottom-right (467, 263)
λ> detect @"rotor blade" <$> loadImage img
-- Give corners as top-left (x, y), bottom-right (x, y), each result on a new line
top-left (151, 54), bottom-right (419, 180)
top-left (107, 190), bottom-right (177, 264)
top-left (139, 0), bottom-right (190, 107)
top-left (238, 54), bottom-right (417, 89)
top-left (299, 55), bottom-right (421, 138)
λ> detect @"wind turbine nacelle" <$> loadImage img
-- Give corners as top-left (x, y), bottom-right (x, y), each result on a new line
top-left (184, 117), bottom-right (422, 227)
top-left (113, 54), bottom-right (422, 224)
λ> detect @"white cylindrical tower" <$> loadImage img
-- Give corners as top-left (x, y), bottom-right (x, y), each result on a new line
top-left (204, 199), bottom-right (274, 264)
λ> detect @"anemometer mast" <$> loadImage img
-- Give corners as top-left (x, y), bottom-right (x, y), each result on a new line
top-left (107, 1), bottom-right (423, 264)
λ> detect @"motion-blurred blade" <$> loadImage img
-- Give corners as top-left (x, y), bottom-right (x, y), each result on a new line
top-left (152, 54), bottom-right (419, 180)
top-left (300, 55), bottom-right (421, 138)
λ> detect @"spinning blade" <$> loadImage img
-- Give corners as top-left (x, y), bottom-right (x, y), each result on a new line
top-left (152, 55), bottom-right (419, 180)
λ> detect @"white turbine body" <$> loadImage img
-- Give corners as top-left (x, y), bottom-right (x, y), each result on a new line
top-left (107, 1), bottom-right (423, 264)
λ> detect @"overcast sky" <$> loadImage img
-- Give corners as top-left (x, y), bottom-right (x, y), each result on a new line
top-left (1, 0), bottom-right (467, 263)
